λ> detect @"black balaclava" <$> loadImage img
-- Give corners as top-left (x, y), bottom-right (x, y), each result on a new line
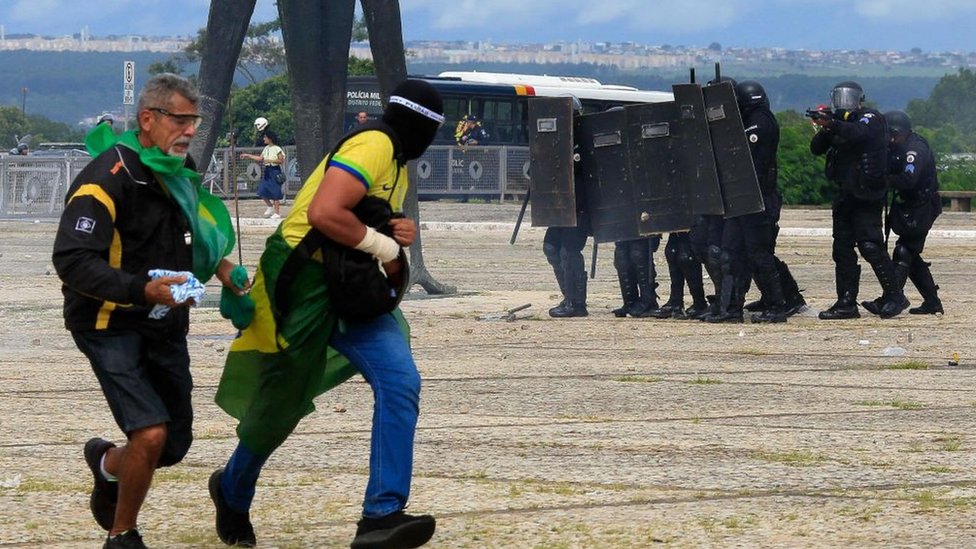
top-left (382, 79), bottom-right (444, 162)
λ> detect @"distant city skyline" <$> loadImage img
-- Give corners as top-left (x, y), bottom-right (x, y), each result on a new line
top-left (3, 0), bottom-right (976, 53)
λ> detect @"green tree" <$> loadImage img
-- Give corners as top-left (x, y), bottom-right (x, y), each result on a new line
top-left (219, 55), bottom-right (375, 148)
top-left (906, 68), bottom-right (976, 134)
top-left (775, 110), bottom-right (834, 205)
top-left (0, 106), bottom-right (30, 149)
top-left (26, 114), bottom-right (84, 144)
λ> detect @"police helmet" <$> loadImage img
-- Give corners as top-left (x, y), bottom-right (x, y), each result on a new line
top-left (884, 110), bottom-right (912, 135)
top-left (16, 143), bottom-right (28, 153)
top-left (734, 80), bottom-right (769, 110)
top-left (830, 81), bottom-right (864, 111)
top-left (98, 113), bottom-right (115, 125)
top-left (254, 117), bottom-right (269, 131)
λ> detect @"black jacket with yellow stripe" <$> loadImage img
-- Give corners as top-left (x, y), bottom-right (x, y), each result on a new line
top-left (52, 145), bottom-right (194, 334)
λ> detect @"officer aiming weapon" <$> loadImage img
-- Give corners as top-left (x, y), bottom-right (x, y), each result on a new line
top-left (805, 104), bottom-right (833, 123)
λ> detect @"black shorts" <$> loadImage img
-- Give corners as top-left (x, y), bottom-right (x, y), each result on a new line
top-left (72, 330), bottom-right (193, 445)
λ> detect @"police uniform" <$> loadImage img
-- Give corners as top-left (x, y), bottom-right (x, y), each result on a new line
top-left (887, 132), bottom-right (943, 313)
top-left (612, 235), bottom-right (660, 317)
top-left (811, 105), bottom-right (905, 319)
top-left (648, 230), bottom-right (707, 319)
top-left (732, 100), bottom-right (804, 322)
top-left (544, 169), bottom-right (591, 317)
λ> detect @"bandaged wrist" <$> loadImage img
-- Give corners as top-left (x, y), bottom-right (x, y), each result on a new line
top-left (354, 226), bottom-right (400, 263)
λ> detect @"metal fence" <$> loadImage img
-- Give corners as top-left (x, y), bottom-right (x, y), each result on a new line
top-left (0, 144), bottom-right (531, 219)
top-left (208, 145), bottom-right (531, 201)
top-left (0, 156), bottom-right (88, 219)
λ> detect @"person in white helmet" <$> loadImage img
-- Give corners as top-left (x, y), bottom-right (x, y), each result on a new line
top-left (253, 117), bottom-right (269, 147)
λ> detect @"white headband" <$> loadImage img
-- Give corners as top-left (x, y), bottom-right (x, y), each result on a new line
top-left (389, 95), bottom-right (445, 124)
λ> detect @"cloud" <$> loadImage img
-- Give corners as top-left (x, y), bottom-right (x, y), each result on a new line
top-left (853, 0), bottom-right (976, 21)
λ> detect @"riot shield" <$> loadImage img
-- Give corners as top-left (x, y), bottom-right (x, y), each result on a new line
top-left (528, 97), bottom-right (577, 227)
top-left (671, 83), bottom-right (724, 216)
top-left (625, 101), bottom-right (696, 235)
top-left (574, 108), bottom-right (636, 243)
top-left (702, 81), bottom-right (765, 218)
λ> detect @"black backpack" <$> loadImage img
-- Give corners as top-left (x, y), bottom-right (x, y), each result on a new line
top-left (274, 122), bottom-right (410, 325)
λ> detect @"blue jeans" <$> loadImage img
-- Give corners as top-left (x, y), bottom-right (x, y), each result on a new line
top-left (223, 312), bottom-right (421, 518)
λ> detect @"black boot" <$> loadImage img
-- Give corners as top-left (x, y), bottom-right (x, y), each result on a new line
top-left (863, 260), bottom-right (908, 316)
top-left (750, 266), bottom-right (788, 324)
top-left (612, 264), bottom-right (638, 318)
top-left (744, 296), bottom-right (767, 313)
top-left (908, 260), bottom-right (943, 314)
top-left (859, 243), bottom-right (907, 319)
top-left (820, 294), bottom-right (860, 319)
top-left (646, 299), bottom-right (685, 319)
top-left (650, 241), bottom-right (685, 318)
top-left (877, 265), bottom-right (908, 319)
top-left (547, 261), bottom-right (571, 317)
top-left (684, 302), bottom-right (709, 319)
top-left (776, 258), bottom-right (806, 316)
top-left (679, 248), bottom-right (708, 320)
top-left (552, 265), bottom-right (588, 318)
top-left (820, 265), bottom-right (861, 320)
top-left (628, 251), bottom-right (658, 317)
top-left (704, 274), bottom-right (745, 323)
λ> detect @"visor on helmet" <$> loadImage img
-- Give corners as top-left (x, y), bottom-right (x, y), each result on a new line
top-left (831, 87), bottom-right (862, 111)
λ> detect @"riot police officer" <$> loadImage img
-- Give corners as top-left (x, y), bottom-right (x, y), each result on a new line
top-left (697, 76), bottom-right (738, 322)
top-left (545, 95), bottom-right (590, 318)
top-left (612, 235), bottom-right (660, 317)
top-left (728, 80), bottom-right (805, 323)
top-left (645, 231), bottom-right (708, 319)
top-left (863, 111), bottom-right (943, 315)
top-left (810, 81), bottom-right (906, 319)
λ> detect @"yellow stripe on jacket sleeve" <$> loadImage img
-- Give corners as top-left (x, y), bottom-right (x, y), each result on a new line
top-left (94, 227), bottom-right (124, 329)
top-left (68, 184), bottom-right (117, 221)
top-left (68, 184), bottom-right (123, 328)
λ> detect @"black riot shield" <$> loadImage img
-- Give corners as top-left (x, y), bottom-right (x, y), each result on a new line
top-left (574, 108), bottom-right (636, 243)
top-left (528, 97), bottom-right (577, 227)
top-left (624, 101), bottom-right (696, 235)
top-left (702, 81), bottom-right (765, 218)
top-left (671, 83), bottom-right (724, 216)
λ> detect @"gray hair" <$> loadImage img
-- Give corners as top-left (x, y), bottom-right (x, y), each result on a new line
top-left (137, 73), bottom-right (199, 112)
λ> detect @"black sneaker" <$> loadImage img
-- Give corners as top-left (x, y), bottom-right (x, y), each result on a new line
top-left (209, 469), bottom-right (256, 547)
top-left (350, 511), bottom-right (436, 549)
top-left (84, 437), bottom-right (118, 531)
top-left (103, 529), bottom-right (146, 549)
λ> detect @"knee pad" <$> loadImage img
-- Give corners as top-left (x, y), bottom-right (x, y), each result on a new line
top-left (856, 240), bottom-right (886, 264)
top-left (707, 244), bottom-right (723, 266)
top-left (543, 241), bottom-right (560, 267)
top-left (892, 243), bottom-right (918, 266)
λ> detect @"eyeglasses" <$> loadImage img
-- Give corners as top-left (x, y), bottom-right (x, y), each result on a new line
top-left (148, 107), bottom-right (203, 129)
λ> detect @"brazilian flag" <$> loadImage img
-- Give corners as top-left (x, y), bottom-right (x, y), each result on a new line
top-left (213, 227), bottom-right (409, 456)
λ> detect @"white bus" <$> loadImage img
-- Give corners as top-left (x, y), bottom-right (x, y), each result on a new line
top-left (346, 71), bottom-right (673, 146)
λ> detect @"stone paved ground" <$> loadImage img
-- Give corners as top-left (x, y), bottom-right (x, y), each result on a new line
top-left (1, 202), bottom-right (974, 548)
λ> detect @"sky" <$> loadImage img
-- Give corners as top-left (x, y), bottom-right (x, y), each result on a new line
top-left (3, 0), bottom-right (976, 53)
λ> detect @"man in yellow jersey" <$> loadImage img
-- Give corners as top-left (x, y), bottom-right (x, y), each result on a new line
top-left (53, 73), bottom-right (241, 549)
top-left (209, 79), bottom-right (444, 549)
